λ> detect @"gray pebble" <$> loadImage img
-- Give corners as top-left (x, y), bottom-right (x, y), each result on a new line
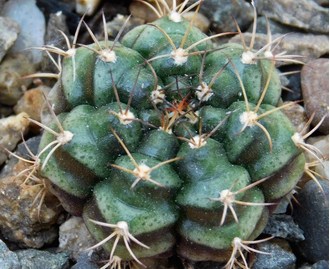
top-left (263, 214), bottom-right (305, 242)
top-left (15, 249), bottom-right (70, 269)
top-left (301, 58), bottom-right (329, 134)
top-left (252, 238), bottom-right (296, 269)
top-left (71, 252), bottom-right (100, 269)
top-left (293, 180), bottom-right (329, 263)
top-left (195, 0), bottom-right (254, 33)
top-left (299, 260), bottom-right (330, 269)
top-left (0, 240), bottom-right (20, 269)
top-left (0, 16), bottom-right (20, 63)
top-left (254, 0), bottom-right (329, 34)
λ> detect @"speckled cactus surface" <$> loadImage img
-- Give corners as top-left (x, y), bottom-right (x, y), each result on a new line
top-left (33, 1), bottom-right (306, 268)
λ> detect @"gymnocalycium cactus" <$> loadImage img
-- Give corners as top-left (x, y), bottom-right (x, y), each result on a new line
top-left (25, 0), bottom-right (311, 268)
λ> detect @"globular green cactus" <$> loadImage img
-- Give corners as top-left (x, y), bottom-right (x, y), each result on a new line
top-left (29, 0), bottom-right (309, 268)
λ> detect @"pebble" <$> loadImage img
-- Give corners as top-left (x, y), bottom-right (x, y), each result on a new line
top-left (0, 17), bottom-right (20, 63)
top-left (75, 0), bottom-right (102, 16)
top-left (306, 135), bottom-right (329, 180)
top-left (0, 53), bottom-right (36, 106)
top-left (313, 0), bottom-right (329, 6)
top-left (58, 216), bottom-right (98, 261)
top-left (282, 102), bottom-right (309, 135)
top-left (182, 12), bottom-right (211, 33)
top-left (0, 173), bottom-right (63, 248)
top-left (13, 85), bottom-right (51, 134)
top-left (0, 112), bottom-right (30, 166)
top-left (293, 180), bottom-right (329, 263)
top-left (263, 214), bottom-right (305, 243)
top-left (252, 238), bottom-right (296, 269)
top-left (16, 248), bottom-right (70, 269)
top-left (248, 17), bottom-right (300, 35)
top-left (197, 0), bottom-right (254, 33)
top-left (1, 0), bottom-right (46, 65)
top-left (254, 0), bottom-right (329, 34)
top-left (0, 239), bottom-right (20, 269)
top-left (229, 33), bottom-right (329, 65)
top-left (301, 58), bottom-right (329, 134)
top-left (71, 252), bottom-right (100, 269)
top-left (299, 260), bottom-right (330, 269)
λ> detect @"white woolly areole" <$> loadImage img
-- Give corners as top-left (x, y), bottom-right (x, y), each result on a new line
top-left (159, 126), bottom-right (173, 134)
top-left (118, 110), bottom-right (135, 125)
top-left (220, 189), bottom-right (235, 203)
top-left (99, 49), bottom-right (117, 63)
top-left (150, 85), bottom-right (165, 104)
top-left (239, 111), bottom-right (258, 127)
top-left (232, 237), bottom-right (242, 247)
top-left (116, 221), bottom-right (129, 235)
top-left (264, 51), bottom-right (274, 58)
top-left (169, 11), bottom-right (182, 22)
top-left (241, 51), bottom-right (256, 64)
top-left (171, 48), bottom-right (188, 65)
top-left (133, 163), bottom-right (150, 179)
top-left (189, 135), bottom-right (207, 149)
top-left (291, 132), bottom-right (303, 146)
top-left (196, 82), bottom-right (214, 101)
top-left (58, 130), bottom-right (74, 144)
top-left (66, 48), bottom-right (76, 57)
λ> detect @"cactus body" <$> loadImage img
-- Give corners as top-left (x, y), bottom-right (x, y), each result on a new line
top-left (35, 6), bottom-right (306, 267)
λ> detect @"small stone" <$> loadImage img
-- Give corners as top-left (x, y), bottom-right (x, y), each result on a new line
top-left (197, 0), bottom-right (254, 33)
top-left (306, 135), bottom-right (329, 180)
top-left (252, 238), bottom-right (296, 269)
top-left (15, 249), bottom-right (70, 269)
top-left (313, 0), bottom-right (329, 6)
top-left (282, 102), bottom-right (309, 135)
top-left (75, 0), bottom-right (102, 16)
top-left (0, 174), bottom-right (62, 248)
top-left (299, 260), bottom-right (330, 269)
top-left (58, 216), bottom-right (98, 261)
top-left (293, 180), bottom-right (329, 263)
top-left (301, 58), bottom-right (329, 134)
top-left (71, 252), bottom-right (100, 269)
top-left (263, 214), bottom-right (305, 242)
top-left (0, 112), bottom-right (30, 165)
top-left (254, 0), bottom-right (329, 34)
top-left (1, 0), bottom-right (46, 65)
top-left (229, 33), bottom-right (329, 66)
top-left (0, 53), bottom-right (36, 106)
top-left (248, 17), bottom-right (298, 35)
top-left (14, 85), bottom-right (51, 133)
top-left (0, 17), bottom-right (20, 63)
top-left (0, 240), bottom-right (20, 269)
top-left (182, 12), bottom-right (210, 33)
top-left (0, 150), bottom-right (64, 248)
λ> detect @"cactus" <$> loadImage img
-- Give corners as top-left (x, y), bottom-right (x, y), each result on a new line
top-left (28, 1), bottom-right (311, 268)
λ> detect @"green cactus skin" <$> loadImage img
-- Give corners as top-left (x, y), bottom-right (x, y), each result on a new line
top-left (51, 41), bottom-right (158, 112)
top-left (38, 102), bottom-right (142, 215)
top-left (121, 14), bottom-right (212, 80)
top-left (197, 43), bottom-right (282, 108)
top-left (34, 5), bottom-right (307, 267)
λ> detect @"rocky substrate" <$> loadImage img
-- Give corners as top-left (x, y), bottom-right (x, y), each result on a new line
top-left (0, 0), bottom-right (328, 268)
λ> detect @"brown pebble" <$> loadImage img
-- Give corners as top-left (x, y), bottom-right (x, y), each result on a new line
top-left (301, 58), bottom-right (329, 134)
top-left (14, 85), bottom-right (50, 133)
